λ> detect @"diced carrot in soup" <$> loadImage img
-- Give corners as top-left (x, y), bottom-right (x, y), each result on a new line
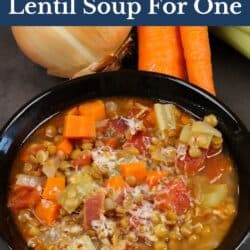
top-left (35, 199), bottom-right (60, 225)
top-left (146, 171), bottom-right (168, 187)
top-left (79, 100), bottom-right (106, 121)
top-left (106, 176), bottom-right (127, 190)
top-left (42, 177), bottom-right (65, 201)
top-left (120, 162), bottom-right (147, 184)
top-left (57, 139), bottom-right (73, 155)
top-left (63, 115), bottom-right (96, 139)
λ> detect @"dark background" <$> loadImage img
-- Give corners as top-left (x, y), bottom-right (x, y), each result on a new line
top-left (0, 27), bottom-right (249, 132)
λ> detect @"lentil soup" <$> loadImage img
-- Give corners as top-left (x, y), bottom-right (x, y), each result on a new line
top-left (8, 98), bottom-right (238, 250)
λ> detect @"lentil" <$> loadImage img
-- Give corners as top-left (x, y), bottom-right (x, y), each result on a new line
top-left (45, 125), bottom-right (57, 138)
top-left (204, 114), bottom-right (218, 127)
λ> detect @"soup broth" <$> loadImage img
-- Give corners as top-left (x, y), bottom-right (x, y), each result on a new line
top-left (8, 98), bottom-right (238, 250)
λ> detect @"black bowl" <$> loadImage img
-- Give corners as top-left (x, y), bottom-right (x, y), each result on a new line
top-left (0, 70), bottom-right (249, 250)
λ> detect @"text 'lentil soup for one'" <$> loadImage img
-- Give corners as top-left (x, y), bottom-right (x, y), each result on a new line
top-left (8, 98), bottom-right (238, 250)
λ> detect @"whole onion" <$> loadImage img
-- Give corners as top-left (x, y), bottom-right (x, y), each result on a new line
top-left (12, 26), bottom-right (132, 78)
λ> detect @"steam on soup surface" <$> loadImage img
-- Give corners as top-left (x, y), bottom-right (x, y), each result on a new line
top-left (8, 98), bottom-right (238, 250)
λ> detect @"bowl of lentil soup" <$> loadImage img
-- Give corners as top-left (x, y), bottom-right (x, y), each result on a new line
top-left (0, 70), bottom-right (249, 250)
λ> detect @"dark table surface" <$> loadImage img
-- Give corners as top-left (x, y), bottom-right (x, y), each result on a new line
top-left (0, 26), bottom-right (250, 249)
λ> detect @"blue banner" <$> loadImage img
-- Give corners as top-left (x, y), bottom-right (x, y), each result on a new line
top-left (0, 0), bottom-right (249, 25)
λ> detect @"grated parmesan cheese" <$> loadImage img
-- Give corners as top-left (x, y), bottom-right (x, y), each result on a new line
top-left (130, 184), bottom-right (150, 198)
top-left (117, 155), bottom-right (138, 164)
top-left (176, 144), bottom-right (187, 160)
top-left (92, 147), bottom-right (117, 173)
top-left (92, 215), bottom-right (115, 239)
top-left (129, 200), bottom-right (157, 242)
top-left (122, 117), bottom-right (144, 135)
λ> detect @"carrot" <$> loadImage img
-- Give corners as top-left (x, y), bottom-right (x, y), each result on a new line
top-left (57, 138), bottom-right (73, 155)
top-left (67, 106), bottom-right (79, 115)
top-left (120, 162), bottom-right (147, 184)
top-left (79, 100), bottom-right (106, 121)
top-left (42, 177), bottom-right (65, 201)
top-left (63, 115), bottom-right (96, 139)
top-left (105, 176), bottom-right (127, 190)
top-left (138, 26), bottom-right (185, 79)
top-left (145, 108), bottom-right (156, 126)
top-left (180, 26), bottom-right (215, 95)
top-left (35, 199), bottom-right (60, 225)
top-left (146, 171), bottom-right (168, 187)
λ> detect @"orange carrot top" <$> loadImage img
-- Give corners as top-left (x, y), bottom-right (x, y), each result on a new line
top-left (138, 26), bottom-right (186, 79)
top-left (180, 26), bottom-right (215, 95)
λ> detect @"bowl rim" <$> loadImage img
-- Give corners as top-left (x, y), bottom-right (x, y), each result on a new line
top-left (1, 70), bottom-right (249, 136)
top-left (0, 69), bottom-right (249, 250)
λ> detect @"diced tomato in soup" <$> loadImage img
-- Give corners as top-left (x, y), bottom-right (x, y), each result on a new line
top-left (176, 149), bottom-right (206, 174)
top-left (155, 178), bottom-right (191, 215)
top-left (8, 186), bottom-right (41, 212)
top-left (129, 131), bottom-right (151, 154)
top-left (109, 118), bottom-right (128, 135)
top-left (202, 154), bottom-right (230, 183)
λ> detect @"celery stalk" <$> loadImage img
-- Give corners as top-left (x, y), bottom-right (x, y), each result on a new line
top-left (57, 174), bottom-right (95, 214)
top-left (210, 27), bottom-right (250, 59)
top-left (192, 121), bottom-right (222, 138)
top-left (154, 103), bottom-right (176, 130)
top-left (179, 124), bottom-right (192, 144)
